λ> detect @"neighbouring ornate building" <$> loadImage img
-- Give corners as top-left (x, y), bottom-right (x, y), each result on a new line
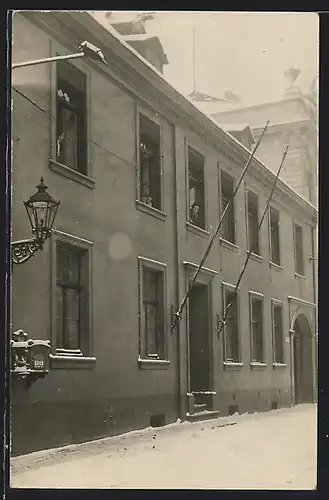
top-left (11, 11), bottom-right (317, 456)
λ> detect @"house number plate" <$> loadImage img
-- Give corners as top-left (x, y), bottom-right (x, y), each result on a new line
top-left (33, 355), bottom-right (45, 369)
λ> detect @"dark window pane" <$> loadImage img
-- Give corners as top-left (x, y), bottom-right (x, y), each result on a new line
top-left (139, 115), bottom-right (161, 210)
top-left (188, 148), bottom-right (205, 229)
top-left (56, 60), bottom-right (87, 174)
top-left (224, 290), bottom-right (239, 362)
top-left (56, 245), bottom-right (82, 351)
top-left (248, 191), bottom-right (260, 254)
top-left (144, 303), bottom-right (158, 355)
top-left (64, 288), bottom-right (80, 350)
top-left (251, 299), bottom-right (263, 362)
top-left (274, 305), bottom-right (284, 363)
top-left (142, 267), bottom-right (164, 359)
top-left (143, 270), bottom-right (158, 302)
top-left (57, 107), bottom-right (78, 170)
top-left (294, 225), bottom-right (304, 275)
top-left (270, 208), bottom-right (280, 265)
top-left (56, 285), bottom-right (64, 348)
top-left (221, 172), bottom-right (235, 243)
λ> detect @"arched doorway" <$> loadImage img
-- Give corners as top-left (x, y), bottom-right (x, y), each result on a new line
top-left (292, 313), bottom-right (314, 404)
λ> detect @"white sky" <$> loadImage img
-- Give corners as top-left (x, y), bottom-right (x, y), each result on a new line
top-left (145, 11), bottom-right (319, 105)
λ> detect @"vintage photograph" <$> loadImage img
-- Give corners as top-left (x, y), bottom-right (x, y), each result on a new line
top-left (9, 10), bottom-right (318, 489)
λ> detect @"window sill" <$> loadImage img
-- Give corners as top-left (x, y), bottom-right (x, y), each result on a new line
top-left (270, 261), bottom-right (283, 272)
top-left (294, 272), bottom-right (306, 280)
top-left (138, 357), bottom-right (170, 370)
top-left (223, 361), bottom-right (243, 371)
top-left (250, 362), bottom-right (267, 370)
top-left (49, 159), bottom-right (95, 189)
top-left (273, 362), bottom-right (286, 369)
top-left (249, 252), bottom-right (263, 263)
top-left (220, 238), bottom-right (239, 253)
top-left (50, 353), bottom-right (96, 370)
top-left (186, 222), bottom-right (209, 238)
top-left (136, 200), bottom-right (167, 221)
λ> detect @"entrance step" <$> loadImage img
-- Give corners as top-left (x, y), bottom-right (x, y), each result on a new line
top-left (186, 409), bottom-right (220, 422)
top-left (194, 403), bottom-right (207, 412)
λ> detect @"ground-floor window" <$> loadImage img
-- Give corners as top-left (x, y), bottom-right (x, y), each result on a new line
top-left (222, 283), bottom-right (240, 363)
top-left (250, 292), bottom-right (265, 363)
top-left (138, 257), bottom-right (167, 360)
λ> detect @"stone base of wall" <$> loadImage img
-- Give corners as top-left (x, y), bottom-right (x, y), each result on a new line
top-left (214, 387), bottom-right (292, 417)
top-left (11, 394), bottom-right (178, 457)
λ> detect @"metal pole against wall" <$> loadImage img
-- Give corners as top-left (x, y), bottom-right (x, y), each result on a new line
top-left (171, 121), bottom-right (269, 331)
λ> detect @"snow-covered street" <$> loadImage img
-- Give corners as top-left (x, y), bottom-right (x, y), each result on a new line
top-left (11, 404), bottom-right (317, 490)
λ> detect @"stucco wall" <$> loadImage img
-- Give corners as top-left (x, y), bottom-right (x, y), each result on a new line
top-left (11, 12), bottom-right (317, 455)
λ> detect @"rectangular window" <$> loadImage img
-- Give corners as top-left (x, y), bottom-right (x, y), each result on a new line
top-left (188, 147), bottom-right (206, 229)
top-left (56, 244), bottom-right (86, 351)
top-left (269, 207), bottom-right (280, 265)
top-left (247, 191), bottom-right (260, 255)
top-left (294, 224), bottom-right (304, 275)
top-left (220, 171), bottom-right (236, 244)
top-left (139, 259), bottom-right (166, 359)
top-left (56, 60), bottom-right (87, 174)
top-left (223, 286), bottom-right (239, 362)
top-left (250, 295), bottom-right (264, 362)
top-left (139, 114), bottom-right (162, 210)
top-left (272, 301), bottom-right (284, 364)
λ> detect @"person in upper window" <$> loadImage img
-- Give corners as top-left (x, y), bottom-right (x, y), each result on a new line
top-left (190, 202), bottom-right (200, 225)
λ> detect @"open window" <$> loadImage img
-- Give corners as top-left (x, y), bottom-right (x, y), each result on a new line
top-left (188, 147), bottom-right (206, 229)
top-left (56, 60), bottom-right (87, 174)
top-left (138, 114), bottom-right (162, 210)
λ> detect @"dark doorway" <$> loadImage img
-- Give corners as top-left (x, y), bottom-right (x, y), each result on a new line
top-left (188, 283), bottom-right (211, 392)
top-left (293, 314), bottom-right (314, 404)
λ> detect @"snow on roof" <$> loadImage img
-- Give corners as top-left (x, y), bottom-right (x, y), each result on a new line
top-left (219, 123), bottom-right (253, 133)
top-left (122, 34), bottom-right (169, 63)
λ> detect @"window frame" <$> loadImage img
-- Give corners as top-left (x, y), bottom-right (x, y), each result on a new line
top-left (49, 41), bottom-right (94, 188)
top-left (271, 299), bottom-right (285, 365)
top-left (269, 206), bottom-right (281, 267)
top-left (135, 106), bottom-right (165, 219)
top-left (186, 143), bottom-right (207, 232)
top-left (219, 169), bottom-right (237, 245)
top-left (246, 189), bottom-right (261, 256)
top-left (50, 230), bottom-right (95, 369)
top-left (249, 291), bottom-right (266, 365)
top-left (293, 222), bottom-right (305, 276)
top-left (138, 256), bottom-right (169, 367)
top-left (222, 282), bottom-right (241, 365)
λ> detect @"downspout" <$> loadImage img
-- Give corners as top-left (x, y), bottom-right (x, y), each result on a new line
top-left (172, 124), bottom-right (183, 420)
top-left (310, 222), bottom-right (318, 402)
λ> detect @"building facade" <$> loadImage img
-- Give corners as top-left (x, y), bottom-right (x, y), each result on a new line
top-left (11, 11), bottom-right (318, 456)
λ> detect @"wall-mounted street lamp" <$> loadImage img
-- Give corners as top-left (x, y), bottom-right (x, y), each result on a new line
top-left (12, 178), bottom-right (60, 265)
top-left (12, 40), bottom-right (107, 69)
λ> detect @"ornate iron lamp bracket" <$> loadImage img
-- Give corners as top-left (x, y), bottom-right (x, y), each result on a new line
top-left (12, 238), bottom-right (44, 265)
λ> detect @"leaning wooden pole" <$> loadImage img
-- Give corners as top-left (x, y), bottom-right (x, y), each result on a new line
top-left (217, 144), bottom-right (289, 335)
top-left (171, 120), bottom-right (270, 330)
